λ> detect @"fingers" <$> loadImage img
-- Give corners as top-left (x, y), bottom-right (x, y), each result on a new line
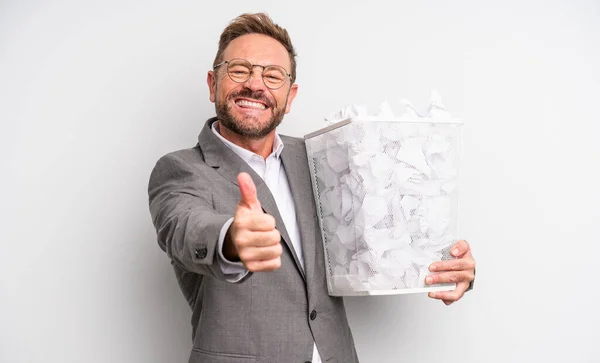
top-left (230, 201), bottom-right (283, 271)
top-left (234, 213), bottom-right (276, 232)
top-left (449, 239), bottom-right (470, 258)
top-left (425, 240), bottom-right (475, 305)
top-left (238, 243), bottom-right (283, 262)
top-left (235, 229), bottom-right (281, 248)
top-left (429, 256), bottom-right (475, 273)
top-left (428, 281), bottom-right (470, 304)
top-left (235, 226), bottom-right (282, 273)
top-left (425, 269), bottom-right (475, 285)
top-left (237, 172), bottom-right (261, 211)
top-left (245, 257), bottom-right (282, 272)
top-left (426, 258), bottom-right (474, 305)
top-left (428, 239), bottom-right (475, 281)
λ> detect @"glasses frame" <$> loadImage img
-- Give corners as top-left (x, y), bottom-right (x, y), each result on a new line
top-left (214, 58), bottom-right (293, 90)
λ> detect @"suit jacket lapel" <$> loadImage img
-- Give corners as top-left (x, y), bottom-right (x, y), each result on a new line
top-left (281, 137), bottom-right (320, 291)
top-left (198, 119), bottom-right (306, 281)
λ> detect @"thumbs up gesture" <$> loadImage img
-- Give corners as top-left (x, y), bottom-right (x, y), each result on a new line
top-left (223, 172), bottom-right (283, 272)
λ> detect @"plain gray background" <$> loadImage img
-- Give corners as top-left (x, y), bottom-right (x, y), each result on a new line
top-left (1, 1), bottom-right (599, 362)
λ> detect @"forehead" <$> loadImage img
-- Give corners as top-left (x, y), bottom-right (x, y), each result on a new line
top-left (222, 33), bottom-right (291, 70)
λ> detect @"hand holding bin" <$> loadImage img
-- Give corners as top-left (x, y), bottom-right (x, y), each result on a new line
top-left (304, 94), bottom-right (463, 296)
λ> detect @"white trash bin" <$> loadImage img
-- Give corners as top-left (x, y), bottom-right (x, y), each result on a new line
top-left (304, 118), bottom-right (463, 296)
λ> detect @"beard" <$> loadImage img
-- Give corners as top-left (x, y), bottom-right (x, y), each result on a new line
top-left (215, 88), bottom-right (287, 140)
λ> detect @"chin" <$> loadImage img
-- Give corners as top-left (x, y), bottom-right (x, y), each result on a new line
top-left (235, 113), bottom-right (272, 126)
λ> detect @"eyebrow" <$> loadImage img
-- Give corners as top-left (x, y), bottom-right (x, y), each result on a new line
top-left (230, 58), bottom-right (290, 74)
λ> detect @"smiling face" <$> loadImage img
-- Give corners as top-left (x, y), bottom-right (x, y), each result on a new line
top-left (207, 33), bottom-right (298, 140)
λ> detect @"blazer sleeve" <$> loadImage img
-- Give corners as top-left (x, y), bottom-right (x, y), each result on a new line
top-left (148, 151), bottom-right (244, 281)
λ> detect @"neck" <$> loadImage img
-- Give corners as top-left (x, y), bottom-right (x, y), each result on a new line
top-left (217, 121), bottom-right (275, 160)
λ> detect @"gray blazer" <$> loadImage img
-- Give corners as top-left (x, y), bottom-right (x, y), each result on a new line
top-left (148, 118), bottom-right (359, 363)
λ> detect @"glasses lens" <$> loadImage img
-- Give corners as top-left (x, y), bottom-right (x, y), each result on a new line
top-left (262, 66), bottom-right (287, 89)
top-left (225, 59), bottom-right (288, 89)
top-left (227, 59), bottom-right (252, 82)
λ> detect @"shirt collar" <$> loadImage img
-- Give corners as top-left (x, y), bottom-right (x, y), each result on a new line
top-left (211, 121), bottom-right (284, 163)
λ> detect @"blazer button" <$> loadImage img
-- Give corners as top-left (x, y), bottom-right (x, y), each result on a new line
top-left (195, 247), bottom-right (207, 259)
top-left (310, 310), bottom-right (317, 320)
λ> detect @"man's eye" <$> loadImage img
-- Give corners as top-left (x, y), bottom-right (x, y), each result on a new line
top-left (264, 73), bottom-right (284, 81)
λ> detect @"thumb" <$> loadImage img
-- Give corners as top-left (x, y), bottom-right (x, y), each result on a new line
top-left (237, 172), bottom-right (261, 211)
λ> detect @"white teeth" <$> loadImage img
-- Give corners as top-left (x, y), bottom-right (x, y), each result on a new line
top-left (236, 99), bottom-right (266, 110)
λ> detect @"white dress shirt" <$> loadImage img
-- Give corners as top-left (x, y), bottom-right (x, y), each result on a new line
top-left (210, 122), bottom-right (322, 363)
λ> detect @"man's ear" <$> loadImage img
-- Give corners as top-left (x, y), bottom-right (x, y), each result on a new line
top-left (284, 83), bottom-right (299, 114)
top-left (207, 71), bottom-right (217, 103)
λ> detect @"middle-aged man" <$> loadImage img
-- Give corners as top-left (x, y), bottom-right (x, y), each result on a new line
top-left (148, 12), bottom-right (476, 363)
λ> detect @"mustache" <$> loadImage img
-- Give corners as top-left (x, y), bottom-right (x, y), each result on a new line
top-left (228, 89), bottom-right (274, 108)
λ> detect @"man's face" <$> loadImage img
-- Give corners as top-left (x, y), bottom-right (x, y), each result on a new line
top-left (207, 34), bottom-right (298, 139)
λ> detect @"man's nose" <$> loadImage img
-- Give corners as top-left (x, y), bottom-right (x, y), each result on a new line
top-left (244, 67), bottom-right (266, 90)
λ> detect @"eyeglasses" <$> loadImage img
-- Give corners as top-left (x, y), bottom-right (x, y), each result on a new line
top-left (214, 58), bottom-right (292, 90)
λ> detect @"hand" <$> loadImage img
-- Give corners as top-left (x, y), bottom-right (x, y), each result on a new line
top-left (425, 239), bottom-right (475, 305)
top-left (223, 172), bottom-right (283, 272)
